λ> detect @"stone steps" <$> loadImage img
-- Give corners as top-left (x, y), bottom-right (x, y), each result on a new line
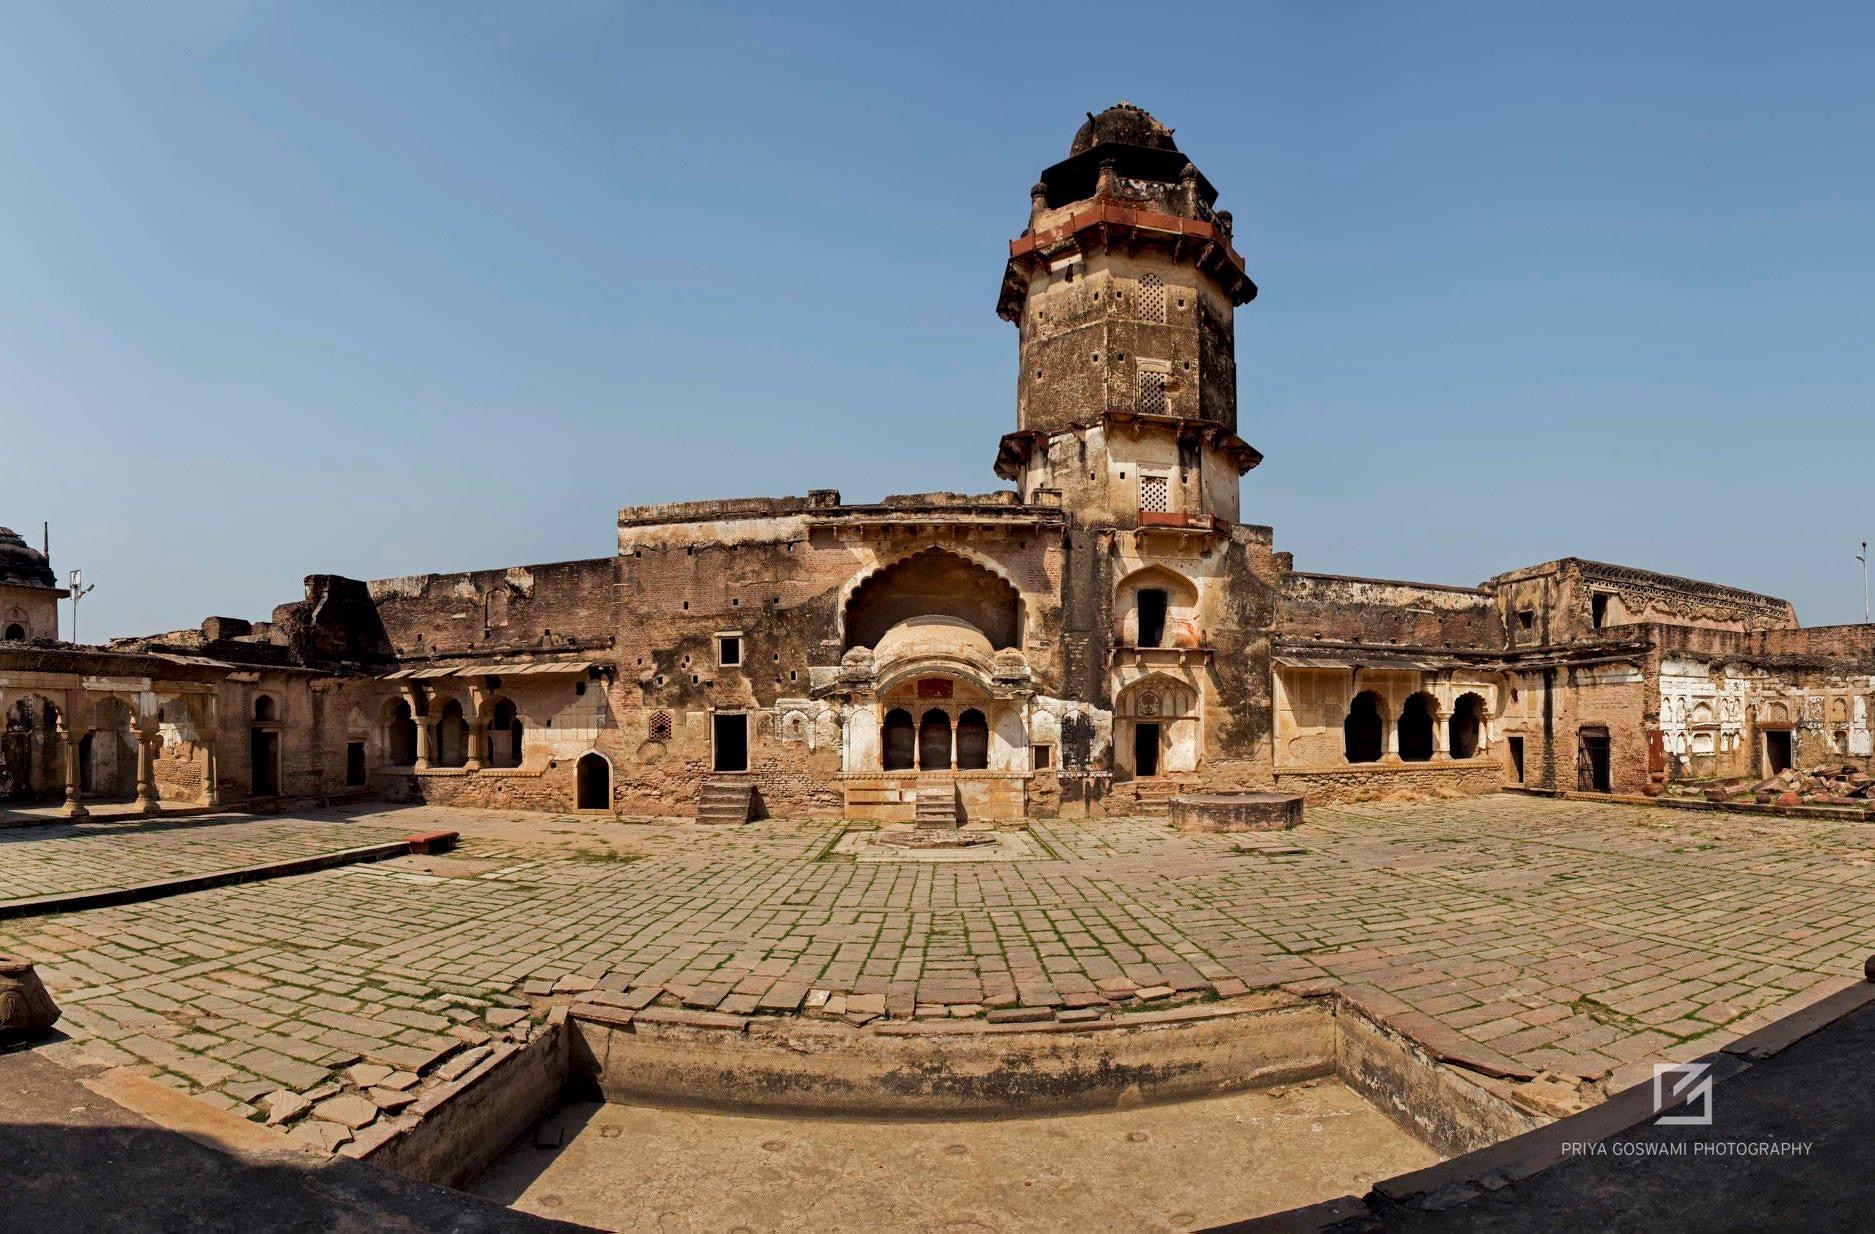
top-left (1128, 779), bottom-right (1183, 818)
top-left (696, 778), bottom-right (755, 825)
top-left (914, 780), bottom-right (960, 829)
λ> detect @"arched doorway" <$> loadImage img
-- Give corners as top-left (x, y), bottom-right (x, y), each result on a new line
top-left (385, 699), bottom-right (417, 767)
top-left (250, 694), bottom-right (280, 797)
top-left (919, 709), bottom-right (952, 771)
top-left (1448, 693), bottom-right (1486, 759)
top-left (433, 700), bottom-right (468, 768)
top-left (1344, 691), bottom-right (1383, 763)
top-left (1, 696), bottom-right (61, 801)
top-left (1399, 693), bottom-right (1435, 762)
top-left (881, 708), bottom-right (915, 771)
top-left (955, 709), bottom-right (989, 770)
top-left (576, 752), bottom-right (610, 810)
top-left (490, 699), bottom-right (523, 768)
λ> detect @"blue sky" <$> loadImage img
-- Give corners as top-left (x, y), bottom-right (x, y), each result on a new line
top-left (3, 2), bottom-right (1872, 640)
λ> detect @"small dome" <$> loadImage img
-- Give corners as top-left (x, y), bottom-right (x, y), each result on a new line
top-left (0, 527), bottom-right (54, 589)
top-left (872, 615), bottom-right (994, 669)
top-left (1070, 102), bottom-right (1178, 157)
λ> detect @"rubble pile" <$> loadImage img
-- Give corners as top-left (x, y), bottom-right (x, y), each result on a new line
top-left (1704, 765), bottom-right (1875, 810)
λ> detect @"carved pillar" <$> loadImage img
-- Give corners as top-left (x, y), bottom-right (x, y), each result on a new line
top-left (60, 727), bottom-right (88, 819)
top-left (467, 724), bottom-right (486, 772)
top-left (414, 719), bottom-right (433, 770)
top-left (1432, 710), bottom-right (1451, 761)
top-left (136, 730), bottom-right (160, 814)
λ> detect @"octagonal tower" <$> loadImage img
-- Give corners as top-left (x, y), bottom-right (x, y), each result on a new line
top-left (995, 103), bottom-right (1261, 529)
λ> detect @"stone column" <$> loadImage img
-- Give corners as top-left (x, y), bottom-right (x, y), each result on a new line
top-left (414, 719), bottom-right (433, 770)
top-left (199, 730), bottom-right (221, 807)
top-left (135, 731), bottom-right (161, 815)
top-left (0, 688), bottom-right (9, 826)
top-left (466, 724), bottom-right (486, 772)
top-left (60, 728), bottom-right (89, 819)
top-left (1432, 710), bottom-right (1451, 761)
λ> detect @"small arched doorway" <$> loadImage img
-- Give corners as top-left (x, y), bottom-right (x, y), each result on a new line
top-left (955, 709), bottom-right (989, 771)
top-left (1399, 693), bottom-right (1435, 762)
top-left (490, 699), bottom-right (523, 768)
top-left (1344, 691), bottom-right (1384, 763)
top-left (918, 709), bottom-right (952, 771)
top-left (386, 700), bottom-right (417, 767)
top-left (3, 623), bottom-right (24, 641)
top-left (1448, 693), bottom-right (1486, 759)
top-left (576, 752), bottom-right (610, 810)
top-left (433, 700), bottom-right (468, 768)
top-left (881, 708), bottom-right (915, 771)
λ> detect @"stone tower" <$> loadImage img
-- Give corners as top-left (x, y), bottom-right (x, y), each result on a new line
top-left (995, 103), bottom-right (1261, 528)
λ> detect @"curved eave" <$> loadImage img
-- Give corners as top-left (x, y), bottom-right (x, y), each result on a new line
top-left (998, 202), bottom-right (1257, 322)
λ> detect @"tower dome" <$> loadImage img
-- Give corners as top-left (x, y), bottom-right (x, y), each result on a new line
top-left (1070, 102), bottom-right (1179, 156)
top-left (0, 527), bottom-right (54, 589)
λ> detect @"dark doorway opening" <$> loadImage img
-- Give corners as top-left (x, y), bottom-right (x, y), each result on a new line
top-left (713, 714), bottom-right (749, 773)
top-left (918, 709), bottom-right (951, 771)
top-left (1508, 736), bottom-right (1525, 783)
top-left (882, 708), bottom-right (915, 771)
top-left (576, 752), bottom-right (609, 809)
top-left (345, 741), bottom-right (366, 787)
top-left (1448, 693), bottom-right (1485, 759)
top-left (1344, 691), bottom-right (1383, 763)
top-left (1591, 593), bottom-right (1610, 630)
top-left (1133, 722), bottom-right (1161, 778)
top-left (250, 728), bottom-right (279, 796)
top-left (1137, 589), bottom-right (1168, 648)
top-left (1398, 694), bottom-right (1435, 762)
top-left (1765, 729), bottom-right (1793, 776)
top-left (1578, 726), bottom-right (1611, 793)
top-left (387, 701), bottom-right (417, 766)
top-left (955, 709), bottom-right (989, 771)
top-left (3, 624), bottom-right (23, 641)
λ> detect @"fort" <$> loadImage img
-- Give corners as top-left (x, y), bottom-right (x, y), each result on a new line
top-left (4, 103), bottom-right (1870, 824)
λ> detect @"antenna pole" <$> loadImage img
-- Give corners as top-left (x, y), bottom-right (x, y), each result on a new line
top-left (68, 569), bottom-right (96, 644)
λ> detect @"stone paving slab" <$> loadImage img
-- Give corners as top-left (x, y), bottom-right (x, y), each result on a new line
top-left (2, 796), bottom-right (1870, 1126)
top-left (0, 807), bottom-right (424, 906)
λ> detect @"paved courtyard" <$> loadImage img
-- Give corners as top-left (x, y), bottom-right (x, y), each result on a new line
top-left (0, 808), bottom-right (419, 906)
top-left (2, 795), bottom-right (1871, 1126)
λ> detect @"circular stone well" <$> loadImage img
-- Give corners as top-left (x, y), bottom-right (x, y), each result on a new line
top-left (1169, 792), bottom-right (1303, 834)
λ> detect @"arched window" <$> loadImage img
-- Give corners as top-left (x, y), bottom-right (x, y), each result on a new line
top-left (1448, 693), bottom-right (1486, 759)
top-left (881, 708), bottom-right (915, 771)
top-left (490, 699), bottom-right (523, 768)
top-left (253, 695), bottom-right (277, 722)
top-left (576, 751), bottom-right (610, 809)
top-left (1344, 691), bottom-right (1384, 764)
top-left (1399, 693), bottom-right (1435, 762)
top-left (919, 709), bottom-right (952, 771)
top-left (955, 709), bottom-right (989, 770)
top-left (3, 623), bottom-right (24, 641)
top-left (387, 700), bottom-right (417, 767)
top-left (433, 700), bottom-right (468, 768)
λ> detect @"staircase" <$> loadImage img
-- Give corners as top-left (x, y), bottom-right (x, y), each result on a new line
top-left (696, 777), bottom-right (755, 825)
top-left (914, 778), bottom-right (961, 829)
top-left (1130, 779), bottom-right (1182, 819)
